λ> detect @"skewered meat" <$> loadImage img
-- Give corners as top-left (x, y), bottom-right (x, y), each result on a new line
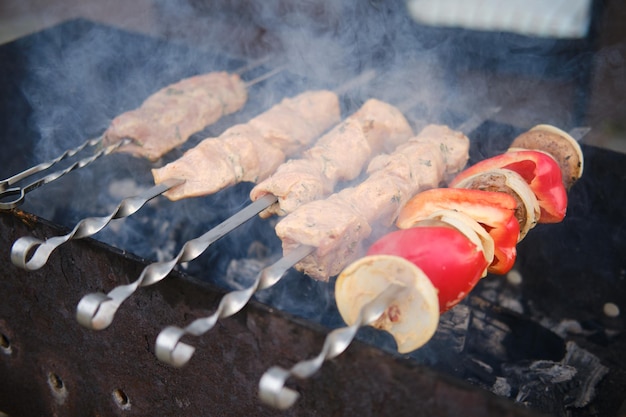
top-left (103, 72), bottom-right (248, 161)
top-left (276, 124), bottom-right (470, 281)
top-left (151, 90), bottom-right (341, 201)
top-left (249, 99), bottom-right (414, 218)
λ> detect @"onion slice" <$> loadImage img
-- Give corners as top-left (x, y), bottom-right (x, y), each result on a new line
top-left (335, 255), bottom-right (439, 353)
top-left (453, 168), bottom-right (540, 241)
top-left (423, 209), bottom-right (495, 276)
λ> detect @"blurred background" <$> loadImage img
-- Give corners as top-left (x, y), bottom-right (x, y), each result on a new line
top-left (1, 0), bottom-right (625, 153)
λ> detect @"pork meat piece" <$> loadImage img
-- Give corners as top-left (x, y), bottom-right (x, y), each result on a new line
top-left (104, 72), bottom-right (247, 161)
top-left (250, 98), bottom-right (413, 217)
top-left (152, 90), bottom-right (340, 200)
top-left (276, 124), bottom-right (469, 281)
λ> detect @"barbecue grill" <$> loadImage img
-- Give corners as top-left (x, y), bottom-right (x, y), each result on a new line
top-left (1, 2), bottom-right (625, 416)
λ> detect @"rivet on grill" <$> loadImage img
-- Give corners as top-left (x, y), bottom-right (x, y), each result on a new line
top-left (46, 372), bottom-right (68, 404)
top-left (0, 332), bottom-right (11, 355)
top-left (112, 388), bottom-right (131, 410)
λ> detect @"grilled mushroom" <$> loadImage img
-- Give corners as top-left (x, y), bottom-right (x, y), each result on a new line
top-left (509, 124), bottom-right (584, 190)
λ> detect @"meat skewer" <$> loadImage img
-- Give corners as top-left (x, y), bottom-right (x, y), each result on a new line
top-left (11, 71), bottom-right (380, 270)
top-left (248, 97), bottom-right (412, 217)
top-left (274, 123), bottom-right (470, 281)
top-left (10, 75), bottom-right (352, 271)
top-left (258, 125), bottom-right (584, 409)
top-left (104, 55), bottom-right (278, 160)
top-left (0, 60), bottom-right (274, 210)
top-left (151, 70), bottom-right (377, 200)
top-left (154, 113), bottom-right (490, 368)
top-left (103, 70), bottom-right (248, 161)
top-left (72, 72), bottom-right (395, 331)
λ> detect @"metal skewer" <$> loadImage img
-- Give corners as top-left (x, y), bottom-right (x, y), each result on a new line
top-left (243, 65), bottom-right (286, 88)
top-left (75, 69), bottom-right (378, 331)
top-left (258, 283), bottom-right (407, 410)
top-left (75, 193), bottom-right (278, 330)
top-left (153, 105), bottom-right (500, 367)
top-left (10, 178), bottom-right (184, 271)
top-left (233, 55), bottom-right (272, 75)
top-left (153, 242), bottom-right (312, 367)
top-left (0, 139), bottom-right (129, 210)
top-left (0, 136), bottom-right (104, 193)
top-left (156, 244), bottom-right (315, 367)
top-left (0, 61), bottom-right (281, 210)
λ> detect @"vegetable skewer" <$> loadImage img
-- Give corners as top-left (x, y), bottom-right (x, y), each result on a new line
top-left (258, 124), bottom-right (584, 409)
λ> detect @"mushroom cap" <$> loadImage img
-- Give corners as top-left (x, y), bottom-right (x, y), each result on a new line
top-left (510, 124), bottom-right (584, 190)
top-left (453, 168), bottom-right (539, 241)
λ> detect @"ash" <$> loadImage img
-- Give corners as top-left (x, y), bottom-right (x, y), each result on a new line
top-left (224, 241), bottom-right (278, 291)
top-left (502, 341), bottom-right (608, 413)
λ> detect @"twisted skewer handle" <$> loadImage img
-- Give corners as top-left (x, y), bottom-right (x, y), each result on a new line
top-left (155, 244), bottom-right (314, 367)
top-left (0, 136), bottom-right (103, 192)
top-left (75, 193), bottom-right (278, 330)
top-left (10, 178), bottom-right (183, 271)
top-left (0, 139), bottom-right (128, 210)
top-left (258, 283), bottom-right (407, 410)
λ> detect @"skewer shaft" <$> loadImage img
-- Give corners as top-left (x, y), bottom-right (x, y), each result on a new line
top-left (258, 283), bottom-right (407, 410)
top-left (333, 69), bottom-right (376, 95)
top-left (10, 178), bottom-right (184, 271)
top-left (0, 136), bottom-right (103, 192)
top-left (243, 65), bottom-right (286, 88)
top-left (155, 244), bottom-right (314, 367)
top-left (0, 139), bottom-right (127, 209)
top-left (75, 193), bottom-right (278, 330)
top-left (234, 55), bottom-right (272, 75)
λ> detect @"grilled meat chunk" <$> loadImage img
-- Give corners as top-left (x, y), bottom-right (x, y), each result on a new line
top-left (152, 90), bottom-right (341, 200)
top-left (276, 124), bottom-right (470, 281)
top-left (104, 72), bottom-right (247, 161)
top-left (250, 99), bottom-right (414, 218)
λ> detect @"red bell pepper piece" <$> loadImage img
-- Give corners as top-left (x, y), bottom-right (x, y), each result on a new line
top-left (449, 149), bottom-right (567, 223)
top-left (367, 225), bottom-right (489, 312)
top-left (396, 188), bottom-right (520, 275)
